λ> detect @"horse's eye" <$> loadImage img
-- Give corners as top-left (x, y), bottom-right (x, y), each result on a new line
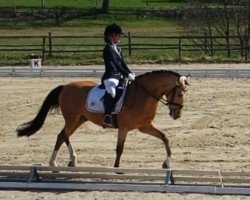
top-left (178, 94), bottom-right (183, 97)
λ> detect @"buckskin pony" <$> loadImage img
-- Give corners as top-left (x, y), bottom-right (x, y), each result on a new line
top-left (17, 70), bottom-right (189, 169)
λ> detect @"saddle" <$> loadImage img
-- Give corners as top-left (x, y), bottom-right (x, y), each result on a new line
top-left (86, 83), bottom-right (127, 114)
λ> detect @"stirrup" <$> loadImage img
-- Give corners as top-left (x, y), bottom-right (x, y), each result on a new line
top-left (103, 115), bottom-right (113, 128)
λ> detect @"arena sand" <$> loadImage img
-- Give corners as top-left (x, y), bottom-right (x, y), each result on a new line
top-left (0, 64), bottom-right (249, 200)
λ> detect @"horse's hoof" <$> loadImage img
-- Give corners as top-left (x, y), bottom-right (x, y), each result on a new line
top-left (49, 161), bottom-right (57, 167)
top-left (49, 162), bottom-right (59, 174)
top-left (162, 161), bottom-right (168, 169)
top-left (68, 161), bottom-right (76, 167)
top-left (162, 156), bottom-right (172, 169)
top-left (162, 160), bottom-right (171, 169)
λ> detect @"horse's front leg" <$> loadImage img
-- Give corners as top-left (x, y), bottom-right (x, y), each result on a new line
top-left (114, 128), bottom-right (128, 168)
top-left (139, 124), bottom-right (172, 169)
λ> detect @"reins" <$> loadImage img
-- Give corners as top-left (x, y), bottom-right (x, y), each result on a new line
top-left (135, 80), bottom-right (184, 108)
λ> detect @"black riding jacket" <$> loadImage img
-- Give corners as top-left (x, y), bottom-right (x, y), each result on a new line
top-left (101, 43), bottom-right (131, 84)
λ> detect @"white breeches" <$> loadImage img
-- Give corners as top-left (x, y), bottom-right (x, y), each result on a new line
top-left (104, 78), bottom-right (119, 98)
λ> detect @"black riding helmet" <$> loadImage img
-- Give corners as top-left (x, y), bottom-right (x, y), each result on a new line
top-left (104, 23), bottom-right (124, 36)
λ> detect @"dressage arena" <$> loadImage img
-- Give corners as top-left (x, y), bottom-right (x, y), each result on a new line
top-left (0, 64), bottom-right (249, 199)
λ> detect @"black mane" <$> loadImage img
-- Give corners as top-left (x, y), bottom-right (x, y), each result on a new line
top-left (136, 70), bottom-right (181, 80)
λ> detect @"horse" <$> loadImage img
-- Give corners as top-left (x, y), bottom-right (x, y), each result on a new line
top-left (16, 70), bottom-right (189, 169)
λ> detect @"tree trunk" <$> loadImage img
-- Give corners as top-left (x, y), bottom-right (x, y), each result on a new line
top-left (222, 0), bottom-right (231, 58)
top-left (247, 0), bottom-right (250, 60)
top-left (102, 0), bottom-right (110, 13)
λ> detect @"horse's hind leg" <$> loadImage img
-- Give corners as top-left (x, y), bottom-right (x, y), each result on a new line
top-left (49, 129), bottom-right (65, 167)
top-left (49, 116), bottom-right (87, 167)
top-left (139, 124), bottom-right (172, 169)
top-left (64, 116), bottom-right (87, 167)
top-left (64, 134), bottom-right (78, 167)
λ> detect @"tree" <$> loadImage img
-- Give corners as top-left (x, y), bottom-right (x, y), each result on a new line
top-left (182, 0), bottom-right (249, 59)
top-left (231, 0), bottom-right (250, 59)
top-left (101, 0), bottom-right (110, 13)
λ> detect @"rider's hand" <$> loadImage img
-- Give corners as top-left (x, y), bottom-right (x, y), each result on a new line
top-left (128, 73), bottom-right (135, 81)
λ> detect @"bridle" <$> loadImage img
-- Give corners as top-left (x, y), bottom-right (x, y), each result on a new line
top-left (136, 81), bottom-right (187, 109)
top-left (161, 85), bottom-right (187, 109)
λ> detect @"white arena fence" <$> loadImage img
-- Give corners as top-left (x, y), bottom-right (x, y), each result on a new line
top-left (0, 68), bottom-right (250, 78)
top-left (0, 165), bottom-right (249, 195)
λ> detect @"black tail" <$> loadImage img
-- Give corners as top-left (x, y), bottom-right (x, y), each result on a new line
top-left (16, 85), bottom-right (64, 137)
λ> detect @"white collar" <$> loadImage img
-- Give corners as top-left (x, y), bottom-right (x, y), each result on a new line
top-left (111, 43), bottom-right (121, 57)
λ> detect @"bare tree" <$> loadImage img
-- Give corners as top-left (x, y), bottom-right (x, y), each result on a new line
top-left (101, 0), bottom-right (110, 13)
top-left (231, 0), bottom-right (250, 59)
top-left (183, 0), bottom-right (249, 59)
top-left (181, 0), bottom-right (217, 56)
top-left (215, 0), bottom-right (231, 57)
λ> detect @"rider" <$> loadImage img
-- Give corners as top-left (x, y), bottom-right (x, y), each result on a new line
top-left (102, 23), bottom-right (135, 127)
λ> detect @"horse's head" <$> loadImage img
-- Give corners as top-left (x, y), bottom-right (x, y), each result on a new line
top-left (165, 75), bottom-right (190, 120)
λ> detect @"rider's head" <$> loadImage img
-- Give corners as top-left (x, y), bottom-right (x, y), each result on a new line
top-left (104, 23), bottom-right (123, 43)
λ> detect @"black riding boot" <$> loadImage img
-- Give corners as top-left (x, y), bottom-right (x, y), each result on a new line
top-left (103, 93), bottom-right (115, 127)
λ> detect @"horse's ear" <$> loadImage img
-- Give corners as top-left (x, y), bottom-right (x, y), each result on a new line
top-left (178, 76), bottom-right (190, 89)
top-left (185, 75), bottom-right (191, 86)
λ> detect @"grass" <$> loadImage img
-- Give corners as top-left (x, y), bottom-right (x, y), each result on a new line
top-left (0, 18), bottom-right (180, 37)
top-left (1, 0), bottom-right (186, 8)
top-left (0, 17), bottom-right (246, 66)
top-left (0, 1), bottom-right (248, 66)
top-left (0, 15), bottom-right (185, 66)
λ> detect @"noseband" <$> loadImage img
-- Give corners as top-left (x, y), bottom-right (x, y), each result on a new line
top-left (160, 85), bottom-right (185, 109)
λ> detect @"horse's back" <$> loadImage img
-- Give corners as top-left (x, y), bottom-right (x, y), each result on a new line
top-left (59, 80), bottom-right (98, 112)
top-left (67, 80), bottom-right (97, 88)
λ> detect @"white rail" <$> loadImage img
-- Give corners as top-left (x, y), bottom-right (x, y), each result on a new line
top-left (0, 68), bottom-right (250, 78)
top-left (0, 165), bottom-right (249, 195)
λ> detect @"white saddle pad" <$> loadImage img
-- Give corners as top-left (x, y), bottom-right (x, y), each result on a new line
top-left (86, 86), bottom-right (127, 114)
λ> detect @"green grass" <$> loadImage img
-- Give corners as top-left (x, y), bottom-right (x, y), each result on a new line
top-left (0, 0), bottom-right (186, 8)
top-left (1, 0), bottom-right (92, 7)
top-left (0, 17), bottom-right (180, 35)
top-left (0, 16), bottom-right (246, 66)
top-left (0, 31), bottom-right (245, 66)
top-left (0, 17), bottom-right (184, 66)
top-left (0, 0), bottom-right (247, 65)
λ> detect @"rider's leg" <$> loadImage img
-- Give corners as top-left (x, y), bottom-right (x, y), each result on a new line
top-left (103, 79), bottom-right (118, 126)
top-left (103, 92), bottom-right (115, 126)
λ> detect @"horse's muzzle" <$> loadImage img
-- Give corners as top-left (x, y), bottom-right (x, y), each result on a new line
top-left (169, 109), bottom-right (181, 120)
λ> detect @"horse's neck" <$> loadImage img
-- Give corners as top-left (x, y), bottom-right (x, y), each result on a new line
top-left (136, 75), bottom-right (176, 98)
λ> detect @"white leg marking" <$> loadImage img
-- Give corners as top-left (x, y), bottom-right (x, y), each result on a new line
top-left (49, 151), bottom-right (58, 167)
top-left (165, 155), bottom-right (173, 169)
top-left (68, 144), bottom-right (77, 162)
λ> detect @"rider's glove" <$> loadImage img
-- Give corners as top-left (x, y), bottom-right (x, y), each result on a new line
top-left (128, 73), bottom-right (135, 81)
